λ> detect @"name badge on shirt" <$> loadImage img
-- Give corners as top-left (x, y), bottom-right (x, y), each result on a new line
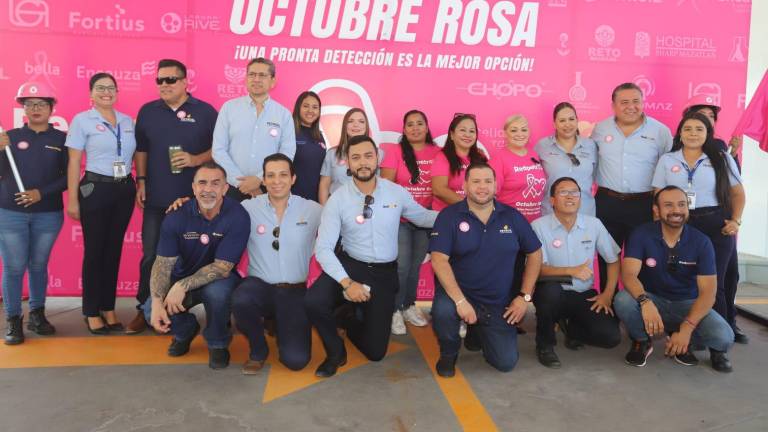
top-left (686, 191), bottom-right (697, 210)
top-left (113, 160), bottom-right (127, 179)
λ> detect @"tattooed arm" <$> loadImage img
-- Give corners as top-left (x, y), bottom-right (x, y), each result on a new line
top-left (163, 259), bottom-right (235, 315)
top-left (149, 255), bottom-right (178, 332)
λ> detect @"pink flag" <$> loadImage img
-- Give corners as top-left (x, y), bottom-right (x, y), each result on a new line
top-left (733, 69), bottom-right (768, 152)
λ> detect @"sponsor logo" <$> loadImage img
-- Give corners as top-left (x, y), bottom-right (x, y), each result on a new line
top-left (688, 82), bottom-right (722, 107)
top-left (588, 25), bottom-right (621, 62)
top-left (634, 32), bottom-right (651, 59)
top-left (8, 0), bottom-right (49, 28)
top-left (75, 61), bottom-right (156, 91)
top-left (457, 80), bottom-right (547, 100)
top-left (729, 36), bottom-right (747, 62)
top-left (557, 33), bottom-right (570, 56)
top-left (0, 68), bottom-right (9, 80)
top-left (634, 75), bottom-right (673, 112)
top-left (218, 64), bottom-right (247, 99)
top-left (160, 12), bottom-right (222, 34)
top-left (25, 50), bottom-right (60, 84)
top-left (655, 34), bottom-right (716, 59)
top-left (548, 0), bottom-right (568, 6)
top-left (68, 4), bottom-right (146, 33)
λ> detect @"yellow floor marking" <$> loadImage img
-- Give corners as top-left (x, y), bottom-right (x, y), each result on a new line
top-left (735, 298), bottom-right (768, 305)
top-left (409, 325), bottom-right (499, 432)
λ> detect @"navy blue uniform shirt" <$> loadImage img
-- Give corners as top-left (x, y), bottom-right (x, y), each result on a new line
top-left (135, 95), bottom-right (218, 209)
top-left (624, 222), bottom-right (716, 301)
top-left (0, 124), bottom-right (67, 212)
top-left (429, 200), bottom-right (542, 306)
top-left (156, 196), bottom-right (250, 281)
top-left (291, 125), bottom-right (325, 202)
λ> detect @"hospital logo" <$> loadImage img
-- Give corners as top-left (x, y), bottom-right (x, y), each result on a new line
top-left (634, 32), bottom-right (651, 59)
top-left (654, 34), bottom-right (716, 59)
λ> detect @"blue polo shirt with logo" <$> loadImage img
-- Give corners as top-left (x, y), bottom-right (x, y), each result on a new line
top-left (156, 196), bottom-right (249, 281)
top-left (135, 95), bottom-right (218, 209)
top-left (429, 199), bottom-right (542, 306)
top-left (624, 221), bottom-right (716, 301)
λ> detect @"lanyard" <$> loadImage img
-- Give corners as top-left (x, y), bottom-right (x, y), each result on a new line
top-left (102, 121), bottom-right (122, 157)
top-left (682, 159), bottom-right (704, 188)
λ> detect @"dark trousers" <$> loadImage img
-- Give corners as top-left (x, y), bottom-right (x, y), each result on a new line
top-left (137, 206), bottom-right (166, 309)
top-left (431, 280), bottom-right (519, 372)
top-left (304, 254), bottom-right (398, 361)
top-left (169, 273), bottom-right (240, 349)
top-left (79, 178), bottom-right (136, 317)
top-left (688, 207), bottom-right (738, 326)
top-left (532, 281), bottom-right (621, 349)
top-left (725, 246), bottom-right (740, 327)
top-left (232, 277), bottom-right (311, 370)
top-left (595, 190), bottom-right (653, 291)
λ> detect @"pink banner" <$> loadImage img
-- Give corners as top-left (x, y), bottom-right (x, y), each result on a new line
top-left (0, 0), bottom-right (752, 299)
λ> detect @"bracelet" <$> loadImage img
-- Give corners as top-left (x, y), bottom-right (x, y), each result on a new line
top-left (684, 318), bottom-right (698, 328)
top-left (733, 219), bottom-right (742, 226)
top-left (455, 298), bottom-right (466, 307)
top-left (135, 176), bottom-right (147, 181)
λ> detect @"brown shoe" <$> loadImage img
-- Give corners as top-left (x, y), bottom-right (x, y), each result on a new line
top-left (125, 311), bottom-right (148, 334)
top-left (242, 359), bottom-right (266, 375)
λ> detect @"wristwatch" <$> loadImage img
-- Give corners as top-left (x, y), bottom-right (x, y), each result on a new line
top-left (517, 292), bottom-right (532, 303)
top-left (636, 293), bottom-right (650, 306)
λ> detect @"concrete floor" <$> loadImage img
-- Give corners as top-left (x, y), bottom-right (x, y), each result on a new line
top-left (1, 297), bottom-right (766, 432)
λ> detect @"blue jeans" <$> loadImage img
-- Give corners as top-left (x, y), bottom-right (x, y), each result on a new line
top-left (395, 222), bottom-right (430, 309)
top-left (431, 281), bottom-right (519, 372)
top-left (0, 208), bottom-right (63, 318)
top-left (142, 273), bottom-right (239, 349)
top-left (613, 290), bottom-right (734, 352)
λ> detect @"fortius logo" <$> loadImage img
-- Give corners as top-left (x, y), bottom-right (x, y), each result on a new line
top-left (588, 25), bottom-right (621, 62)
top-left (458, 80), bottom-right (547, 100)
top-left (160, 12), bottom-right (222, 34)
top-left (69, 4), bottom-right (145, 33)
top-left (654, 34), bottom-right (715, 59)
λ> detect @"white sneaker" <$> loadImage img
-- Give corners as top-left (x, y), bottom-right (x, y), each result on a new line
top-left (402, 305), bottom-right (429, 327)
top-left (459, 321), bottom-right (467, 338)
top-left (391, 311), bottom-right (406, 335)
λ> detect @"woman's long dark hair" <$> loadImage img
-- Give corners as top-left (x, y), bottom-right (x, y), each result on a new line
top-left (443, 114), bottom-right (486, 176)
top-left (671, 111), bottom-right (735, 213)
top-left (335, 108), bottom-right (370, 160)
top-left (292, 91), bottom-right (323, 143)
top-left (400, 110), bottom-right (435, 184)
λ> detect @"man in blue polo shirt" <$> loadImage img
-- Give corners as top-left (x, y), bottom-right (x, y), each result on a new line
top-left (212, 57), bottom-right (295, 201)
top-left (614, 186), bottom-right (734, 372)
top-left (147, 161), bottom-right (249, 369)
top-left (129, 59), bottom-right (218, 334)
top-left (429, 163), bottom-right (542, 377)
top-left (531, 177), bottom-right (621, 369)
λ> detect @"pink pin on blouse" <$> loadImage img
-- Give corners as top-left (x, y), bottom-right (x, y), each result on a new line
top-left (355, 215), bottom-right (365, 224)
top-left (646, 258), bottom-right (657, 268)
top-left (605, 135), bottom-right (613, 143)
top-left (671, 165), bottom-right (681, 173)
top-left (200, 234), bottom-right (210, 245)
top-left (176, 110), bottom-right (187, 119)
top-left (257, 224), bottom-right (266, 235)
top-left (269, 128), bottom-right (278, 137)
top-left (96, 124), bottom-right (106, 132)
top-left (459, 221), bottom-right (470, 232)
top-left (552, 239), bottom-right (562, 248)
top-left (17, 141), bottom-right (29, 150)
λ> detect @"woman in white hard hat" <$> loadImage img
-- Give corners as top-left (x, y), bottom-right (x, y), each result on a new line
top-left (0, 82), bottom-right (67, 345)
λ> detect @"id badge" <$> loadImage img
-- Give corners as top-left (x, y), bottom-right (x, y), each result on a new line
top-left (113, 160), bottom-right (127, 179)
top-left (686, 191), bottom-right (697, 210)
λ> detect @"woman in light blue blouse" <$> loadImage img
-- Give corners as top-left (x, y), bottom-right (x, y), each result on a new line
top-left (66, 72), bottom-right (137, 334)
top-left (534, 102), bottom-right (598, 216)
top-left (318, 108), bottom-right (370, 204)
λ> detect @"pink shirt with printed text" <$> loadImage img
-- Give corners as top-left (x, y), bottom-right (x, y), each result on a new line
top-left (489, 148), bottom-right (547, 222)
top-left (431, 151), bottom-right (470, 212)
top-left (381, 143), bottom-right (441, 209)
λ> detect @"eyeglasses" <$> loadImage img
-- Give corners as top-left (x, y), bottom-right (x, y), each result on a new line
top-left (93, 85), bottom-right (117, 93)
top-left (566, 153), bottom-right (581, 166)
top-left (453, 112), bottom-right (476, 119)
top-left (156, 76), bottom-right (182, 85)
top-left (363, 195), bottom-right (374, 219)
top-left (247, 72), bottom-right (272, 80)
top-left (271, 226), bottom-right (280, 251)
top-left (556, 189), bottom-right (581, 197)
top-left (23, 101), bottom-right (50, 110)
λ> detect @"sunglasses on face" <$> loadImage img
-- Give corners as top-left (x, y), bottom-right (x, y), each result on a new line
top-left (271, 226), bottom-right (280, 251)
top-left (363, 195), bottom-right (374, 219)
top-left (453, 112), bottom-right (477, 119)
top-left (566, 153), bottom-right (581, 166)
top-left (156, 76), bottom-right (182, 85)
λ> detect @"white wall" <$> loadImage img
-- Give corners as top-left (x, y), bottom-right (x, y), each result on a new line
top-left (739, 1), bottom-right (768, 258)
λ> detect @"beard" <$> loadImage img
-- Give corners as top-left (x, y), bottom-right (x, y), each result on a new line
top-left (351, 166), bottom-right (376, 182)
top-left (197, 192), bottom-right (219, 210)
top-left (660, 212), bottom-right (688, 228)
top-left (467, 192), bottom-right (493, 206)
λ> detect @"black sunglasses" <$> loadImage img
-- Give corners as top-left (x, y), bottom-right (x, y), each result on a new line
top-left (156, 76), bottom-right (182, 85)
top-left (453, 112), bottom-right (477, 120)
top-left (363, 195), bottom-right (374, 219)
top-left (271, 226), bottom-right (280, 251)
top-left (566, 153), bottom-right (581, 166)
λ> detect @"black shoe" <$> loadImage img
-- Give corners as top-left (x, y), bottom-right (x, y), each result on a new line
top-left (27, 307), bottom-right (56, 335)
top-left (674, 350), bottom-right (699, 366)
top-left (463, 325), bottom-right (481, 352)
top-left (733, 326), bottom-right (749, 345)
top-left (84, 317), bottom-right (110, 335)
top-left (559, 319), bottom-right (584, 351)
top-left (315, 353), bottom-right (348, 378)
top-left (537, 346), bottom-right (561, 369)
top-left (100, 313), bottom-right (124, 332)
top-left (167, 321), bottom-right (200, 357)
top-left (625, 339), bottom-right (653, 367)
top-left (710, 349), bottom-right (733, 373)
top-left (436, 355), bottom-right (457, 377)
top-left (209, 348), bottom-right (231, 369)
top-left (4, 315), bottom-right (25, 345)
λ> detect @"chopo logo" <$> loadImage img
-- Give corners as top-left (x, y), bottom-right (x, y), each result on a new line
top-left (655, 34), bottom-right (716, 59)
top-left (634, 32), bottom-right (651, 59)
top-left (458, 80), bottom-right (546, 100)
top-left (8, 0), bottom-right (49, 28)
top-left (557, 33), bottom-right (570, 56)
top-left (160, 12), bottom-right (182, 34)
top-left (688, 82), bottom-right (722, 107)
top-left (69, 4), bottom-right (146, 33)
top-left (588, 25), bottom-right (621, 62)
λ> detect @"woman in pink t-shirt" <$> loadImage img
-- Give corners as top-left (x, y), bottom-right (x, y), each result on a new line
top-left (490, 114), bottom-right (547, 223)
top-left (381, 110), bottom-right (441, 335)
top-left (431, 114), bottom-right (487, 212)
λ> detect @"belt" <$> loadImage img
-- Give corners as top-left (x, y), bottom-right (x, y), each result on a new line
top-left (274, 282), bottom-right (306, 289)
top-left (84, 171), bottom-right (134, 184)
top-left (597, 187), bottom-right (653, 201)
top-left (341, 252), bottom-right (397, 269)
top-left (689, 206), bottom-right (723, 217)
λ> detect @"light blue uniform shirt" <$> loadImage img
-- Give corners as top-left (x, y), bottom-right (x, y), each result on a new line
top-left (212, 96), bottom-right (296, 187)
top-left (531, 213), bottom-right (620, 293)
top-left (591, 116), bottom-right (672, 193)
top-left (652, 150), bottom-right (742, 208)
top-left (320, 147), bottom-right (385, 195)
top-left (241, 194), bottom-right (322, 284)
top-left (316, 178), bottom-right (437, 283)
top-left (65, 109), bottom-right (136, 176)
top-left (534, 135), bottom-right (598, 216)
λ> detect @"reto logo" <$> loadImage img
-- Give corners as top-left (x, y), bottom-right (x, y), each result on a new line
top-left (8, 0), bottom-right (49, 28)
top-left (594, 25), bottom-right (615, 48)
top-left (68, 4), bottom-right (146, 32)
top-left (224, 65), bottom-right (246, 84)
top-left (160, 12), bottom-right (182, 34)
top-left (588, 25), bottom-right (621, 62)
